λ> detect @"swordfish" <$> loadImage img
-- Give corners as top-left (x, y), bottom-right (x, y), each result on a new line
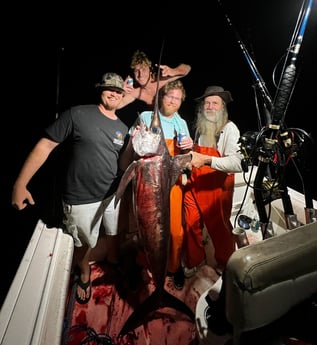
top-left (115, 110), bottom-right (194, 337)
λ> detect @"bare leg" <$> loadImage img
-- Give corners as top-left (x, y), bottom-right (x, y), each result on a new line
top-left (105, 234), bottom-right (120, 264)
top-left (74, 245), bottom-right (92, 301)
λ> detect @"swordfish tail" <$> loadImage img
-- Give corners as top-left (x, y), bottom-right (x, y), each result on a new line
top-left (118, 287), bottom-right (195, 337)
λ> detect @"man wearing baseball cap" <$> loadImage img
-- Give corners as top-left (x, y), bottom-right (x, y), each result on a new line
top-left (12, 72), bottom-right (131, 305)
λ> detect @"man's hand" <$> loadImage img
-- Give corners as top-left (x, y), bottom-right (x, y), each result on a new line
top-left (177, 136), bottom-right (193, 151)
top-left (190, 151), bottom-right (212, 168)
top-left (12, 186), bottom-right (35, 210)
top-left (123, 76), bottom-right (134, 94)
top-left (158, 64), bottom-right (173, 77)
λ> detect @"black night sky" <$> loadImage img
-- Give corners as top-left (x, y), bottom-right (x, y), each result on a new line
top-left (2, 0), bottom-right (317, 304)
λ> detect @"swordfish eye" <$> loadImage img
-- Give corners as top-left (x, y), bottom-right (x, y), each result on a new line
top-left (151, 127), bottom-right (162, 135)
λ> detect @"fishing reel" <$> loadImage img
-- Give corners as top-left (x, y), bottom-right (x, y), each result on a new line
top-left (238, 130), bottom-right (260, 171)
top-left (238, 127), bottom-right (305, 173)
top-left (239, 129), bottom-right (282, 165)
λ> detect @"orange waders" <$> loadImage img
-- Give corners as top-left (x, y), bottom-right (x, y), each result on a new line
top-left (165, 139), bottom-right (184, 273)
top-left (183, 144), bottom-right (235, 270)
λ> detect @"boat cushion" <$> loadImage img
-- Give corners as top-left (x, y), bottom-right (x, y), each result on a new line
top-left (225, 222), bottom-right (317, 332)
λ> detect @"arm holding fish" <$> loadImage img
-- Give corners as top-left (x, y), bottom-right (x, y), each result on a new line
top-left (189, 122), bottom-right (243, 172)
top-left (211, 122), bottom-right (243, 172)
top-left (189, 131), bottom-right (243, 172)
top-left (189, 151), bottom-right (242, 172)
top-left (189, 151), bottom-right (212, 168)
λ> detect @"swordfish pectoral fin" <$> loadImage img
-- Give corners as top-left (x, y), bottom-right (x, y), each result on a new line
top-left (170, 153), bottom-right (193, 186)
top-left (114, 160), bottom-right (138, 208)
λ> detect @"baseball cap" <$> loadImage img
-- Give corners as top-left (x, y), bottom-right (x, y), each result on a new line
top-left (95, 72), bottom-right (125, 92)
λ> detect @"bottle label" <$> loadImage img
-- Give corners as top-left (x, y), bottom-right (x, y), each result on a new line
top-left (178, 132), bottom-right (186, 145)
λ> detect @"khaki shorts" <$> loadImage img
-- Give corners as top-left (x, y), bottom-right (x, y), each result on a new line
top-left (62, 194), bottom-right (121, 248)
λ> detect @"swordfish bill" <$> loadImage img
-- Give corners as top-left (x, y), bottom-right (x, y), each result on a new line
top-left (115, 107), bottom-right (194, 336)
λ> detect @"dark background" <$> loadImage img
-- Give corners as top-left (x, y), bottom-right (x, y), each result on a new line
top-left (2, 0), bottom-right (316, 306)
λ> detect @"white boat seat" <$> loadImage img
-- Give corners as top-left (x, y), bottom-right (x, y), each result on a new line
top-left (225, 222), bottom-right (317, 344)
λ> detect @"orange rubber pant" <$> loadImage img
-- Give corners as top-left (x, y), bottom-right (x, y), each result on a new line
top-left (183, 145), bottom-right (235, 270)
top-left (166, 139), bottom-right (184, 273)
top-left (167, 180), bottom-right (184, 273)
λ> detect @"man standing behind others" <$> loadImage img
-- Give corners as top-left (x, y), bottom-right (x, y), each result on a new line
top-left (119, 50), bottom-right (191, 109)
top-left (184, 86), bottom-right (243, 273)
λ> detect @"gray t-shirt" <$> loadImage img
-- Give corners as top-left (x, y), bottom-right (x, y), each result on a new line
top-left (45, 104), bottom-right (128, 204)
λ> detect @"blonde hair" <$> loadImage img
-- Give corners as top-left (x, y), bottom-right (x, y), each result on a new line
top-left (130, 50), bottom-right (152, 69)
top-left (159, 80), bottom-right (186, 102)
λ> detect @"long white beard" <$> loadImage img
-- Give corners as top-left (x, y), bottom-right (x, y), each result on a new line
top-left (195, 109), bottom-right (227, 148)
top-left (204, 109), bottom-right (222, 124)
top-left (199, 126), bottom-right (217, 147)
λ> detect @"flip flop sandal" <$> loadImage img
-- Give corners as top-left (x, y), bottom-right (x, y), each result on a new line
top-left (75, 268), bottom-right (91, 304)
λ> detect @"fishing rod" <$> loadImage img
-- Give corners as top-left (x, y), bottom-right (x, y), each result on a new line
top-left (219, 0), bottom-right (315, 236)
top-left (252, 0), bottom-right (316, 233)
top-left (270, 0), bottom-right (313, 128)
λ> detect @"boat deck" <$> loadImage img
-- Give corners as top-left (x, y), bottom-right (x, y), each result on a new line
top-left (1, 183), bottom-right (316, 345)
top-left (62, 258), bottom-right (220, 345)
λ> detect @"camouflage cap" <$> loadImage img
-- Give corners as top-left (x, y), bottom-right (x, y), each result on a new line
top-left (95, 72), bottom-right (125, 92)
